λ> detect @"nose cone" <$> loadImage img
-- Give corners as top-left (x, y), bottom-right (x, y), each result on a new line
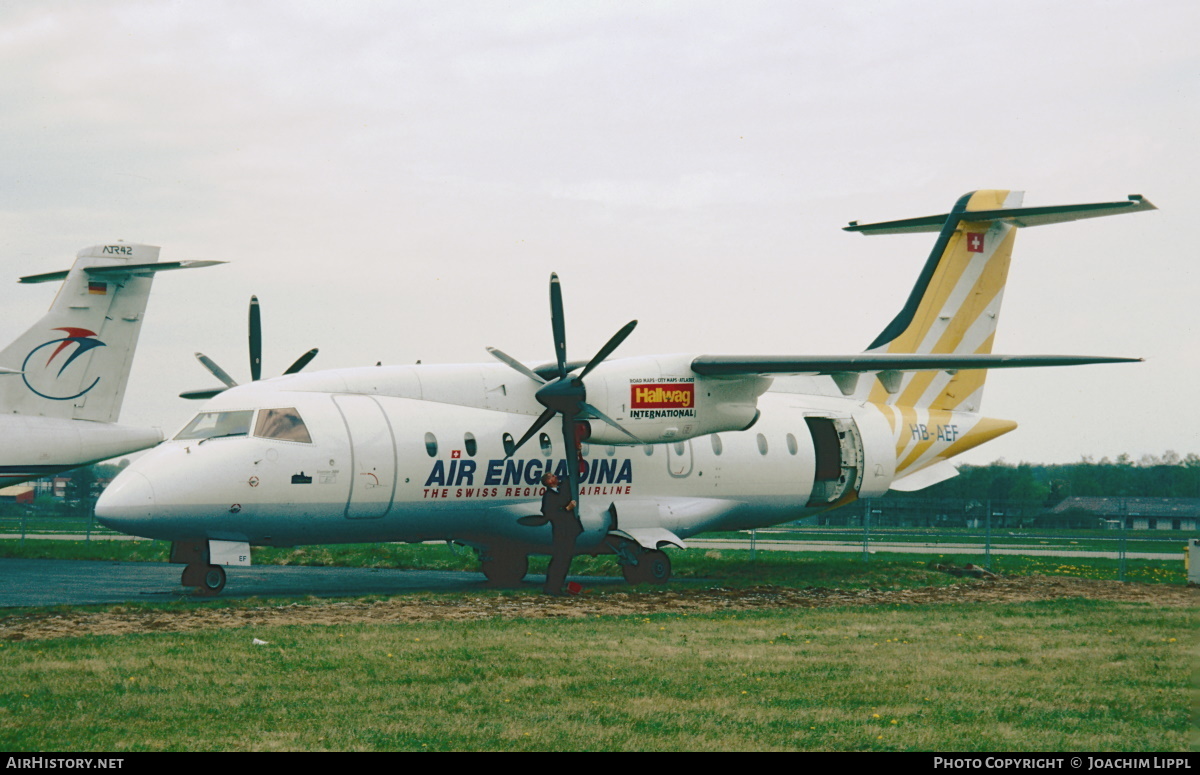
top-left (95, 470), bottom-right (156, 536)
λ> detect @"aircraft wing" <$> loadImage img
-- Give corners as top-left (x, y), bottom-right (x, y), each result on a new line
top-left (689, 353), bottom-right (1142, 377)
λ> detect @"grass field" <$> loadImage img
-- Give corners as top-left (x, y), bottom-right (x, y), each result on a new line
top-left (1, 597), bottom-right (1193, 751)
top-left (1, 541), bottom-right (1196, 752)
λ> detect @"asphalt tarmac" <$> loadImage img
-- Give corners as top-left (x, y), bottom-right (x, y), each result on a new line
top-left (0, 558), bottom-right (616, 608)
top-left (1, 538), bottom-right (1185, 608)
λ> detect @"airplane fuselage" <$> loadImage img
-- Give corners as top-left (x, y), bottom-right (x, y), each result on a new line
top-left (0, 414), bottom-right (162, 486)
top-left (95, 190), bottom-right (1154, 594)
top-left (96, 360), bottom-right (1006, 553)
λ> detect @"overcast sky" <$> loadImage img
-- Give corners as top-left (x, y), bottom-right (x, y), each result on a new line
top-left (1, 0), bottom-right (1195, 466)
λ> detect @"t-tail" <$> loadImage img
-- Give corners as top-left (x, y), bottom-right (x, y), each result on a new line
top-left (849, 190), bottom-right (1155, 412)
top-left (844, 191), bottom-right (1154, 483)
top-left (0, 243), bottom-right (222, 423)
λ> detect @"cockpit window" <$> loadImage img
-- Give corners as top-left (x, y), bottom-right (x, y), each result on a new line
top-left (175, 410), bottom-right (254, 441)
top-left (254, 407), bottom-right (313, 443)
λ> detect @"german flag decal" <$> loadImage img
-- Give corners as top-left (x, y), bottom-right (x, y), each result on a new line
top-left (88, 282), bottom-right (107, 295)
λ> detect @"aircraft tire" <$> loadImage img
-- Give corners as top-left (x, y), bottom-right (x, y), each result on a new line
top-left (195, 565), bottom-right (226, 596)
top-left (481, 552), bottom-right (528, 587)
top-left (643, 550), bottom-right (671, 585)
top-left (180, 562), bottom-right (205, 588)
top-left (622, 550), bottom-right (671, 585)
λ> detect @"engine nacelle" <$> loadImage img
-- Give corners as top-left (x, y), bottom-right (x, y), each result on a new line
top-left (581, 354), bottom-right (769, 445)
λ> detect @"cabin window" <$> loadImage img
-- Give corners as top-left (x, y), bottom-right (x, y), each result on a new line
top-left (502, 433), bottom-right (515, 457)
top-left (175, 410), bottom-right (254, 441)
top-left (757, 433), bottom-right (768, 455)
top-left (643, 444), bottom-right (654, 456)
top-left (605, 445), bottom-right (616, 456)
top-left (711, 435), bottom-right (723, 456)
top-left (539, 433), bottom-right (552, 456)
top-left (786, 433), bottom-right (798, 455)
top-left (673, 442), bottom-right (685, 456)
top-left (253, 407), bottom-right (313, 443)
top-left (580, 442), bottom-right (590, 457)
top-left (464, 432), bottom-right (477, 457)
top-left (424, 432), bottom-right (438, 457)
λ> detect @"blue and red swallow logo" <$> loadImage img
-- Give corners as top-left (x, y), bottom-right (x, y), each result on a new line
top-left (21, 328), bottom-right (106, 400)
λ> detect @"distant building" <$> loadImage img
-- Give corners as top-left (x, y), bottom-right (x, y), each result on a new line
top-left (1048, 497), bottom-right (1200, 531)
top-left (0, 485), bottom-right (35, 504)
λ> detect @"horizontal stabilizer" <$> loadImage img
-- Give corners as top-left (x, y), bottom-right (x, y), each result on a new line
top-left (19, 260), bottom-right (225, 284)
top-left (691, 353), bottom-right (1141, 377)
top-left (844, 194), bottom-right (1155, 235)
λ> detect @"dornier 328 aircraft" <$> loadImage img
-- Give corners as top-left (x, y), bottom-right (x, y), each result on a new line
top-left (0, 244), bottom-right (219, 486)
top-left (96, 190), bottom-right (1154, 595)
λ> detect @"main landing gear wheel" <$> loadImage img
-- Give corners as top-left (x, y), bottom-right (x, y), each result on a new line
top-left (182, 563), bottom-right (226, 596)
top-left (480, 552), bottom-right (529, 587)
top-left (622, 549), bottom-right (671, 585)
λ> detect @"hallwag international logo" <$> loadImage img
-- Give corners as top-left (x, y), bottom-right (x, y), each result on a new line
top-left (629, 377), bottom-right (696, 419)
top-left (21, 328), bottom-right (106, 400)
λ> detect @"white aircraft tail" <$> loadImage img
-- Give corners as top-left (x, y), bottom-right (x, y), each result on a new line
top-left (0, 243), bottom-right (221, 422)
top-left (849, 191), bottom-right (1155, 412)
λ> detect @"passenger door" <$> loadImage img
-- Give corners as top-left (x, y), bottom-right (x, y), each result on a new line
top-left (334, 394), bottom-right (396, 519)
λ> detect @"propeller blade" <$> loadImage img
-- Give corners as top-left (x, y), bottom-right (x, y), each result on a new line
top-left (486, 347), bottom-right (546, 384)
top-left (507, 408), bottom-right (557, 458)
top-left (560, 415), bottom-right (580, 504)
top-left (580, 402), bottom-right (643, 445)
top-left (195, 352), bottom-right (238, 388)
top-left (179, 387), bottom-right (226, 400)
top-left (549, 273), bottom-right (567, 379)
top-left (249, 295), bottom-right (262, 381)
top-left (579, 320), bottom-right (637, 379)
top-left (283, 348), bottom-right (319, 375)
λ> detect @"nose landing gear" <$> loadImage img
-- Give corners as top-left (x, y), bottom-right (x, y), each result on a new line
top-left (181, 562), bottom-right (226, 596)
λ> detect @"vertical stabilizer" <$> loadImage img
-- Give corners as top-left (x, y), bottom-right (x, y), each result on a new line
top-left (862, 189), bottom-right (1022, 412)
top-left (0, 243), bottom-right (164, 422)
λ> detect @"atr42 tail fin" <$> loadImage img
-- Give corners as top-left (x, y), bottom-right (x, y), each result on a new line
top-left (0, 243), bottom-right (222, 423)
top-left (847, 191), bottom-right (1155, 412)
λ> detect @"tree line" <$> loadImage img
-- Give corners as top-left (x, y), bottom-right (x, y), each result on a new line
top-left (904, 451), bottom-right (1200, 505)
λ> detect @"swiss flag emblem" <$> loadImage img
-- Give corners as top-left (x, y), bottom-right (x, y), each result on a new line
top-left (966, 232), bottom-right (985, 253)
top-left (451, 450), bottom-right (461, 459)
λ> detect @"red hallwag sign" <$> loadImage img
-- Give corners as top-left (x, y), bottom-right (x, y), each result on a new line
top-left (630, 383), bottom-right (695, 409)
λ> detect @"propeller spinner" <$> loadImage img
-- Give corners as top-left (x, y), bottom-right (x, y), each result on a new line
top-left (488, 273), bottom-right (641, 503)
top-left (180, 295), bottom-right (318, 399)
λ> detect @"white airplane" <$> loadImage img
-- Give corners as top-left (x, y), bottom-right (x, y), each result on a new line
top-left (95, 190), bottom-right (1154, 595)
top-left (0, 243), bottom-right (219, 486)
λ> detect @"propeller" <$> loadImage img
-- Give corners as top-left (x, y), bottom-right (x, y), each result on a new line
top-left (180, 295), bottom-right (319, 400)
top-left (487, 273), bottom-right (641, 504)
